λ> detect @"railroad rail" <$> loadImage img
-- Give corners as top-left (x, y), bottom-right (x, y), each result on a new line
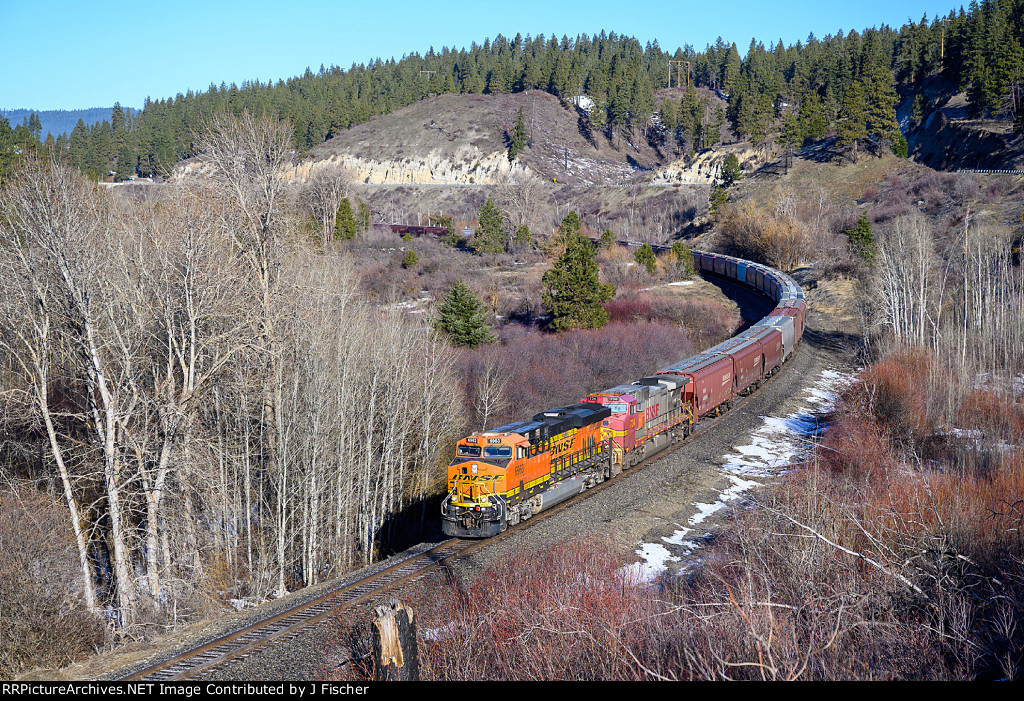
top-left (120, 540), bottom-right (476, 681)
top-left (117, 235), bottom-right (803, 679)
top-left (119, 274), bottom-right (796, 681)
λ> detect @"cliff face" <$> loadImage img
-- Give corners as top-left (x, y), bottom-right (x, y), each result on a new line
top-left (650, 151), bottom-right (723, 185)
top-left (294, 148), bottom-right (520, 185)
top-left (909, 107), bottom-right (1023, 172)
top-left (902, 82), bottom-right (1024, 172)
top-left (175, 91), bottom-right (755, 188)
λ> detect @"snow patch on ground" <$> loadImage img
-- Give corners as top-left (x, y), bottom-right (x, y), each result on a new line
top-left (624, 366), bottom-right (854, 584)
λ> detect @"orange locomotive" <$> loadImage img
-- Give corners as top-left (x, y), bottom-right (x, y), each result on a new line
top-left (442, 403), bottom-right (611, 537)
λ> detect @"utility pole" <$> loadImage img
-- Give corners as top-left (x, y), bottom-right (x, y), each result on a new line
top-left (668, 60), bottom-right (689, 89)
top-left (939, 17), bottom-right (947, 69)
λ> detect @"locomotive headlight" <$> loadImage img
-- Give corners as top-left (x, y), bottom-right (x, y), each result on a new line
top-left (472, 464), bottom-right (478, 474)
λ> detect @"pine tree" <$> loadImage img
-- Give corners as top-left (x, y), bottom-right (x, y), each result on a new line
top-left (435, 279), bottom-right (496, 347)
top-left (721, 153), bottom-right (742, 187)
top-left (512, 223), bottom-right (532, 250)
top-left (671, 240), bottom-right (696, 277)
top-left (542, 222), bottom-right (615, 331)
top-left (401, 248), bottom-right (419, 269)
top-left (709, 185), bottom-right (730, 218)
top-left (472, 198), bottom-right (505, 253)
top-left (335, 198), bottom-right (357, 240)
top-left (558, 209), bottom-right (582, 238)
top-left (779, 111), bottom-right (802, 173)
top-left (865, 63), bottom-right (901, 149)
top-left (0, 116), bottom-right (17, 177)
top-left (357, 200), bottom-right (372, 232)
top-left (845, 214), bottom-right (876, 264)
top-left (634, 243), bottom-right (657, 273)
top-left (837, 80), bottom-right (868, 163)
top-left (509, 107), bottom-right (528, 161)
top-left (799, 90), bottom-right (828, 142)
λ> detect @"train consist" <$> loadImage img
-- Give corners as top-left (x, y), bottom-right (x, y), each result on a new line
top-left (442, 251), bottom-right (806, 538)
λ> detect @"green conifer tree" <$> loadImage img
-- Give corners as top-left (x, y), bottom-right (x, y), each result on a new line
top-left (357, 200), bottom-right (372, 232)
top-left (435, 279), bottom-right (496, 347)
top-left (512, 223), bottom-right (532, 250)
top-left (845, 214), bottom-right (876, 264)
top-left (335, 198), bottom-right (358, 240)
top-left (473, 198), bottom-right (505, 253)
top-left (0, 116), bottom-right (18, 177)
top-left (401, 248), bottom-right (419, 269)
top-left (779, 111), bottom-right (802, 173)
top-left (798, 91), bottom-right (828, 143)
top-left (634, 243), bottom-right (657, 273)
top-left (671, 240), bottom-right (695, 277)
top-left (709, 185), bottom-right (730, 218)
top-left (509, 107), bottom-right (528, 161)
top-left (542, 224), bottom-right (615, 331)
top-left (721, 153), bottom-right (742, 187)
top-left (865, 64), bottom-right (901, 149)
top-left (558, 210), bottom-right (582, 238)
top-left (837, 81), bottom-right (868, 163)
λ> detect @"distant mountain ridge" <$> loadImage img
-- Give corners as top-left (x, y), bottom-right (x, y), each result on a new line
top-left (0, 107), bottom-right (135, 140)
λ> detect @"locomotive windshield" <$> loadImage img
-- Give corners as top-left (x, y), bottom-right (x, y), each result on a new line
top-left (607, 403), bottom-right (627, 413)
top-left (483, 446), bottom-right (512, 458)
top-left (456, 445), bottom-right (481, 457)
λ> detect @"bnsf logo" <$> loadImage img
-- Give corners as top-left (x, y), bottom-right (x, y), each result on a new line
top-left (644, 403), bottom-right (660, 421)
top-left (550, 437), bottom-right (575, 457)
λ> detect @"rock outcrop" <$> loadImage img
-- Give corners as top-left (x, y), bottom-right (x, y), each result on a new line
top-left (294, 148), bottom-right (524, 185)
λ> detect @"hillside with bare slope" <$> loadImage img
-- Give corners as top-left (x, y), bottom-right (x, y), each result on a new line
top-left (301, 91), bottom-right (720, 186)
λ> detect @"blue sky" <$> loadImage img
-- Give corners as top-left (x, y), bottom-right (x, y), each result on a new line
top-left (1, 0), bottom-right (962, 111)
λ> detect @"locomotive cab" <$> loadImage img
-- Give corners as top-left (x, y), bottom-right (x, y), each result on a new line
top-left (443, 433), bottom-right (526, 538)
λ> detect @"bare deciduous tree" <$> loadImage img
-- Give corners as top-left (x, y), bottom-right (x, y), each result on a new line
top-left (303, 164), bottom-right (354, 242)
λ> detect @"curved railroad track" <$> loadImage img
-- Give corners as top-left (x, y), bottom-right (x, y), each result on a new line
top-left (120, 539), bottom-right (473, 681)
top-left (119, 304), bottom-right (801, 681)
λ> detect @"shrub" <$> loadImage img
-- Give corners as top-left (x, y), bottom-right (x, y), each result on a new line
top-left (0, 486), bottom-right (107, 679)
top-left (456, 320), bottom-right (697, 428)
top-left (416, 541), bottom-right (674, 680)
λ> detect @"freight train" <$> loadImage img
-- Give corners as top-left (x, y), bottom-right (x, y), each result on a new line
top-left (441, 251), bottom-right (806, 538)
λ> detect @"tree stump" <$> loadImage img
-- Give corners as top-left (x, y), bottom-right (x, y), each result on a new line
top-left (371, 599), bottom-right (418, 681)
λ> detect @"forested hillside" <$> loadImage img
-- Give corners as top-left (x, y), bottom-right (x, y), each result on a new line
top-left (0, 108), bottom-right (124, 146)
top-left (2, 0), bottom-right (1022, 181)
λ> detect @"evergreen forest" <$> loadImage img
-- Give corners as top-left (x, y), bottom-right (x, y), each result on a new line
top-left (2, 0), bottom-right (1023, 180)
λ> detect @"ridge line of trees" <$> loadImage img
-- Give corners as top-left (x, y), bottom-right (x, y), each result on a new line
top-left (3, 1), bottom-right (1021, 181)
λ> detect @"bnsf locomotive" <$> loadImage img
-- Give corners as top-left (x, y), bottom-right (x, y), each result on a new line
top-left (442, 251), bottom-right (806, 538)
